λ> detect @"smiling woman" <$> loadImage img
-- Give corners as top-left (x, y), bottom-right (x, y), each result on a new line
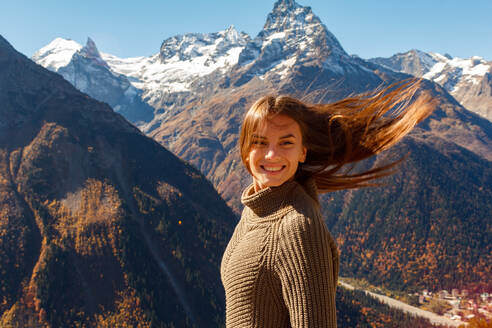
top-left (220, 79), bottom-right (436, 327)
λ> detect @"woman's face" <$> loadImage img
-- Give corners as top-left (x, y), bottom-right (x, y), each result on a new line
top-left (247, 114), bottom-right (307, 192)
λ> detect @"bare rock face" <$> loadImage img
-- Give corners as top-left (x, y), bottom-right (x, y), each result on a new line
top-left (369, 49), bottom-right (438, 77)
top-left (370, 50), bottom-right (492, 121)
top-left (0, 35), bottom-right (236, 327)
top-left (450, 69), bottom-right (492, 120)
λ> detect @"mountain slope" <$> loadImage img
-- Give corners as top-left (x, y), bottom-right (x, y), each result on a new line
top-left (0, 35), bottom-right (236, 327)
top-left (321, 133), bottom-right (491, 293)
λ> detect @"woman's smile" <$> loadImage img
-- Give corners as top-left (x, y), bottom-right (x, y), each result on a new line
top-left (261, 165), bottom-right (285, 172)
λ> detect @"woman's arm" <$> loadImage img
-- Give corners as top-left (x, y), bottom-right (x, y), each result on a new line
top-left (274, 212), bottom-right (339, 327)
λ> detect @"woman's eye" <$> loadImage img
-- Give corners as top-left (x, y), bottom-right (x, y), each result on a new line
top-left (281, 141), bottom-right (294, 146)
top-left (252, 140), bottom-right (266, 146)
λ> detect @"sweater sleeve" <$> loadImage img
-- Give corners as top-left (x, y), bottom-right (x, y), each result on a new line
top-left (274, 212), bottom-right (339, 328)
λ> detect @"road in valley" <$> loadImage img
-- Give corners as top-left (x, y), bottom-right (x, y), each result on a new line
top-left (339, 281), bottom-right (466, 327)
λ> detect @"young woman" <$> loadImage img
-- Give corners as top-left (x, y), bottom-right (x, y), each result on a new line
top-left (220, 79), bottom-right (435, 327)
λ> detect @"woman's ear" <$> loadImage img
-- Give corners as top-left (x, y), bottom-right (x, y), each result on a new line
top-left (300, 146), bottom-right (307, 163)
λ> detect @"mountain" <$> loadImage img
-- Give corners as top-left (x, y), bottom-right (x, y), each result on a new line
top-left (105, 26), bottom-right (251, 132)
top-left (149, 0), bottom-right (401, 205)
top-left (33, 27), bottom-right (251, 132)
top-left (31, 0), bottom-right (491, 297)
top-left (0, 35), bottom-right (236, 327)
top-left (321, 132), bottom-right (492, 293)
top-left (229, 0), bottom-right (354, 86)
top-left (32, 37), bottom-right (154, 126)
top-left (370, 50), bottom-right (492, 121)
top-left (31, 37), bottom-right (82, 71)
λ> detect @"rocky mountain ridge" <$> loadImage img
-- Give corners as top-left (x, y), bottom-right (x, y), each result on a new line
top-left (32, 2), bottom-right (491, 127)
top-left (370, 49), bottom-right (492, 121)
top-left (230, 0), bottom-right (353, 86)
top-left (33, 26), bottom-right (250, 132)
top-left (32, 0), bottom-right (382, 133)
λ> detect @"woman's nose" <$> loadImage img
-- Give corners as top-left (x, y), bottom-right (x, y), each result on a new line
top-left (265, 146), bottom-right (279, 160)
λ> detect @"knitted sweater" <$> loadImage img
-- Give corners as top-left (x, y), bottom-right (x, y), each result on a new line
top-left (220, 179), bottom-right (339, 327)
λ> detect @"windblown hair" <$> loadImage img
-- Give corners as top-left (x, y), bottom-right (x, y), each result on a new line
top-left (239, 79), bottom-right (437, 192)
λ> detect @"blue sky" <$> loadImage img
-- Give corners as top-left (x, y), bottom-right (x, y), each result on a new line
top-left (2, 0), bottom-right (491, 60)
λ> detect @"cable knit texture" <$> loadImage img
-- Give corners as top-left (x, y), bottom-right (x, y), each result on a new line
top-left (220, 179), bottom-right (339, 327)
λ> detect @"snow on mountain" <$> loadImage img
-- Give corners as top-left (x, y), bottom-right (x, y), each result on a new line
top-left (32, 37), bottom-right (82, 71)
top-left (54, 38), bottom-right (127, 92)
top-left (233, 0), bottom-right (352, 85)
top-left (32, 26), bottom-right (250, 131)
top-left (32, 0), bottom-right (364, 125)
top-left (423, 53), bottom-right (490, 89)
top-left (261, 0), bottom-right (346, 59)
top-left (159, 25), bottom-right (249, 63)
top-left (33, 0), bottom-right (491, 126)
top-left (102, 25), bottom-right (250, 109)
top-left (32, 0), bottom-right (380, 133)
top-left (369, 50), bottom-right (492, 121)
top-left (32, 38), bottom-right (154, 125)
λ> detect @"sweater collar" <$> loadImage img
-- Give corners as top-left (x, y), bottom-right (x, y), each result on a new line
top-left (241, 178), bottom-right (318, 220)
top-left (241, 180), bottom-right (297, 219)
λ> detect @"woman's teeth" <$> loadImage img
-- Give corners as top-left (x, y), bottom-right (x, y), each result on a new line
top-left (262, 166), bottom-right (283, 172)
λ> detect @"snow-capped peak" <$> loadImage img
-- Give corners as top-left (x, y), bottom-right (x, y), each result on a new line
top-left (80, 38), bottom-right (101, 59)
top-left (262, 0), bottom-right (320, 35)
top-left (77, 37), bottom-right (109, 68)
top-left (220, 25), bottom-right (243, 44)
top-left (424, 53), bottom-right (491, 82)
top-left (408, 49), bottom-right (437, 64)
top-left (272, 0), bottom-right (300, 12)
top-left (159, 26), bottom-right (250, 62)
top-left (93, 26), bottom-right (251, 112)
top-left (235, 0), bottom-right (348, 80)
top-left (369, 50), bottom-right (492, 121)
top-left (32, 37), bottom-right (82, 71)
top-left (259, 0), bottom-right (347, 58)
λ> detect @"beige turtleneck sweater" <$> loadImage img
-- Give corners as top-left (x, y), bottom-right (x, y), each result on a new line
top-left (220, 179), bottom-right (339, 327)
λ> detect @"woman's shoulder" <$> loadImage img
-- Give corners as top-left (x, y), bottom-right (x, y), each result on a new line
top-left (275, 189), bottom-right (339, 265)
top-left (286, 181), bottom-right (321, 220)
top-left (274, 188), bottom-right (338, 269)
top-left (274, 179), bottom-right (334, 241)
top-left (279, 207), bottom-right (324, 235)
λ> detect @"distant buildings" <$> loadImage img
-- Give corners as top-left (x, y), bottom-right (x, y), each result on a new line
top-left (417, 288), bottom-right (492, 323)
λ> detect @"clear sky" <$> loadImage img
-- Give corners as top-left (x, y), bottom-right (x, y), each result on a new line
top-left (1, 0), bottom-right (491, 61)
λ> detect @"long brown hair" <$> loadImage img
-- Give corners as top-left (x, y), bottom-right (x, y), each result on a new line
top-left (239, 79), bottom-right (437, 192)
